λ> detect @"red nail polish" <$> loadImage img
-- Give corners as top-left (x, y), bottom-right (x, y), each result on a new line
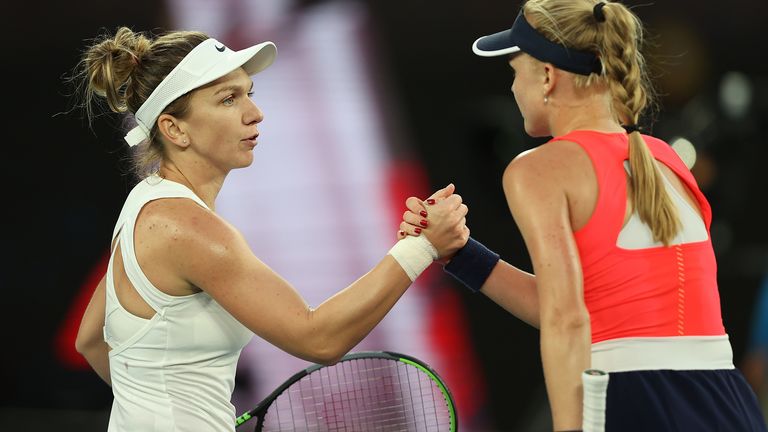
top-left (414, 227), bottom-right (422, 234)
top-left (399, 230), bottom-right (405, 236)
top-left (427, 199), bottom-right (436, 205)
top-left (420, 210), bottom-right (428, 218)
top-left (420, 219), bottom-right (428, 227)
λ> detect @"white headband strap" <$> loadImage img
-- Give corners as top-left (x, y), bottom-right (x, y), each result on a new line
top-left (124, 38), bottom-right (276, 146)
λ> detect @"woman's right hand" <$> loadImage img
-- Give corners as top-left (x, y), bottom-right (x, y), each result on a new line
top-left (398, 184), bottom-right (470, 261)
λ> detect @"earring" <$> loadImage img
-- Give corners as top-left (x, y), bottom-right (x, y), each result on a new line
top-left (544, 96), bottom-right (549, 104)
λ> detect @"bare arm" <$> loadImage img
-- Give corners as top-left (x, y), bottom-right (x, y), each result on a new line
top-left (75, 274), bottom-right (111, 386)
top-left (401, 197), bottom-right (540, 327)
top-left (145, 191), bottom-right (467, 365)
top-left (504, 147), bottom-right (590, 431)
top-left (479, 261), bottom-right (539, 327)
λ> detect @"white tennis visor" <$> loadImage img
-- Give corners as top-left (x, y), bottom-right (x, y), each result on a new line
top-left (124, 38), bottom-right (277, 146)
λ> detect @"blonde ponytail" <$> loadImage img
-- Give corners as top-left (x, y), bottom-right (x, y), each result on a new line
top-left (524, 0), bottom-right (680, 244)
top-left (627, 130), bottom-right (680, 244)
top-left (598, 2), bottom-right (680, 245)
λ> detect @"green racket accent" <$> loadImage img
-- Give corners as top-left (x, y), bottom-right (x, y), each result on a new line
top-left (235, 412), bottom-right (251, 425)
top-left (399, 356), bottom-right (457, 432)
top-left (234, 350), bottom-right (458, 431)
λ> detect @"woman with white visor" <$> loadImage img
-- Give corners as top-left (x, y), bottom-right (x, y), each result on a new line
top-left (73, 27), bottom-right (469, 431)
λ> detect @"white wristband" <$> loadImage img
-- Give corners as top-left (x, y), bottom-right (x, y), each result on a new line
top-left (387, 235), bottom-right (439, 281)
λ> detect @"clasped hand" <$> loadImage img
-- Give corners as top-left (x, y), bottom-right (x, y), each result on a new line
top-left (397, 184), bottom-right (469, 262)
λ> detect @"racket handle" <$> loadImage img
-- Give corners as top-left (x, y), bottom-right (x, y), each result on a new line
top-left (582, 369), bottom-right (609, 432)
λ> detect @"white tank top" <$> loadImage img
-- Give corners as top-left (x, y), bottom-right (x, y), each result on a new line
top-left (104, 175), bottom-right (253, 432)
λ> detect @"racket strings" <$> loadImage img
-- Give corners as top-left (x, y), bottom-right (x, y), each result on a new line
top-left (287, 376), bottom-right (439, 428)
top-left (261, 358), bottom-right (451, 431)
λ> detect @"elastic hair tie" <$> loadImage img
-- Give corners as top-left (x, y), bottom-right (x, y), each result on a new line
top-left (622, 124), bottom-right (642, 134)
top-left (593, 2), bottom-right (607, 23)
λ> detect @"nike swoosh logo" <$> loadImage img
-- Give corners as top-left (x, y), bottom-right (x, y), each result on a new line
top-left (215, 44), bottom-right (225, 52)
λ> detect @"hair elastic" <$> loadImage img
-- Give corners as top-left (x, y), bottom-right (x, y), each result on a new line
top-left (593, 2), bottom-right (607, 23)
top-left (622, 124), bottom-right (642, 134)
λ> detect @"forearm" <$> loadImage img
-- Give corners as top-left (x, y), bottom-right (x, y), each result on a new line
top-left (306, 256), bottom-right (412, 363)
top-left (541, 314), bottom-right (591, 431)
top-left (79, 341), bottom-right (112, 386)
top-left (75, 274), bottom-right (111, 385)
top-left (441, 237), bottom-right (540, 327)
top-left (480, 260), bottom-right (539, 327)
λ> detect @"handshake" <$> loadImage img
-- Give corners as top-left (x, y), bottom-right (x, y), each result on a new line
top-left (389, 183), bottom-right (499, 293)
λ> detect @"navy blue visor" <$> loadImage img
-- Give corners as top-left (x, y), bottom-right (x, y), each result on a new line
top-left (472, 11), bottom-right (602, 76)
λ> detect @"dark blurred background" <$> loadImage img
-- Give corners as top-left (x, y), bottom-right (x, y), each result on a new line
top-left (3, 0), bottom-right (767, 431)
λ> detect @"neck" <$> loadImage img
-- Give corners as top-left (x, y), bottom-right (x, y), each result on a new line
top-left (158, 160), bottom-right (225, 211)
top-left (547, 89), bottom-right (624, 137)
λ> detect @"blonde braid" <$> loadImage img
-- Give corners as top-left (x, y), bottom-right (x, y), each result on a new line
top-left (599, 2), bottom-right (680, 244)
top-left (525, 0), bottom-right (679, 244)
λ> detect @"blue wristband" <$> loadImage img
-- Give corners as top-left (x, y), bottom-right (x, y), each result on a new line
top-left (443, 237), bottom-right (500, 293)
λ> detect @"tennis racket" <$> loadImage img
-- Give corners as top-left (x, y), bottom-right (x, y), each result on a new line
top-left (235, 350), bottom-right (457, 431)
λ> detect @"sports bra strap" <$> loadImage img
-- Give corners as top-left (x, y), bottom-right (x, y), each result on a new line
top-left (110, 175), bottom-right (210, 312)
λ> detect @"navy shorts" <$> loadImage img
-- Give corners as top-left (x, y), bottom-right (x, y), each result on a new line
top-left (604, 369), bottom-right (766, 431)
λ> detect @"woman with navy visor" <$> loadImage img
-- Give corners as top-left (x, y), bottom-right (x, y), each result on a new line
top-left (399, 1), bottom-right (766, 431)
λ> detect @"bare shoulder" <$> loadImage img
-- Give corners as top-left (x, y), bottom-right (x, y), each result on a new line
top-left (503, 140), bottom-right (592, 199)
top-left (139, 197), bottom-right (235, 238)
top-left (135, 198), bottom-right (247, 268)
